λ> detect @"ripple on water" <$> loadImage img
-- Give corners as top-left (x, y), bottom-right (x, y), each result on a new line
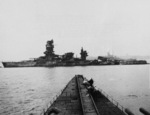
top-left (0, 65), bottom-right (150, 115)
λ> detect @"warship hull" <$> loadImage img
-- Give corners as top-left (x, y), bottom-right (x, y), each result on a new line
top-left (2, 60), bottom-right (148, 68)
top-left (2, 61), bottom-right (36, 67)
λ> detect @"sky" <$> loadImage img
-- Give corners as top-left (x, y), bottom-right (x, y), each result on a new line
top-left (0, 0), bottom-right (150, 61)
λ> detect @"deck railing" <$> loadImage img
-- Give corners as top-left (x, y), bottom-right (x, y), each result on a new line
top-left (40, 82), bottom-right (69, 115)
top-left (40, 77), bottom-right (136, 115)
top-left (98, 88), bottom-right (129, 115)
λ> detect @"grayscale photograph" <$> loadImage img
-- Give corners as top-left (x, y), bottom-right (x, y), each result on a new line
top-left (0, 0), bottom-right (150, 115)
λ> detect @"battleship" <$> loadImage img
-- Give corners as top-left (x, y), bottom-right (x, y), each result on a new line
top-left (2, 40), bottom-right (147, 67)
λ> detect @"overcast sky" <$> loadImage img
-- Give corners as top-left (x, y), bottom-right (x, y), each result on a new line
top-left (0, 0), bottom-right (150, 61)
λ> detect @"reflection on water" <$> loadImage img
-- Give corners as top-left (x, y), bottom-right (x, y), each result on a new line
top-left (0, 65), bottom-right (150, 115)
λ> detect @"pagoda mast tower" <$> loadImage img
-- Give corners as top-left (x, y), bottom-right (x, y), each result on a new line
top-left (44, 40), bottom-right (55, 60)
top-left (80, 47), bottom-right (88, 61)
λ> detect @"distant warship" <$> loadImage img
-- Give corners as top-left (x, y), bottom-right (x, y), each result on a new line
top-left (2, 40), bottom-right (147, 68)
top-left (2, 40), bottom-right (89, 67)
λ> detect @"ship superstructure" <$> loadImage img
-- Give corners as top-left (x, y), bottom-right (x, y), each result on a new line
top-left (2, 39), bottom-right (147, 67)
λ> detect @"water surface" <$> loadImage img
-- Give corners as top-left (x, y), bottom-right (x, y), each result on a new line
top-left (0, 65), bottom-right (150, 115)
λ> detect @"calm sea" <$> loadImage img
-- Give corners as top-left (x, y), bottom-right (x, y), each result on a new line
top-left (0, 65), bottom-right (150, 115)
